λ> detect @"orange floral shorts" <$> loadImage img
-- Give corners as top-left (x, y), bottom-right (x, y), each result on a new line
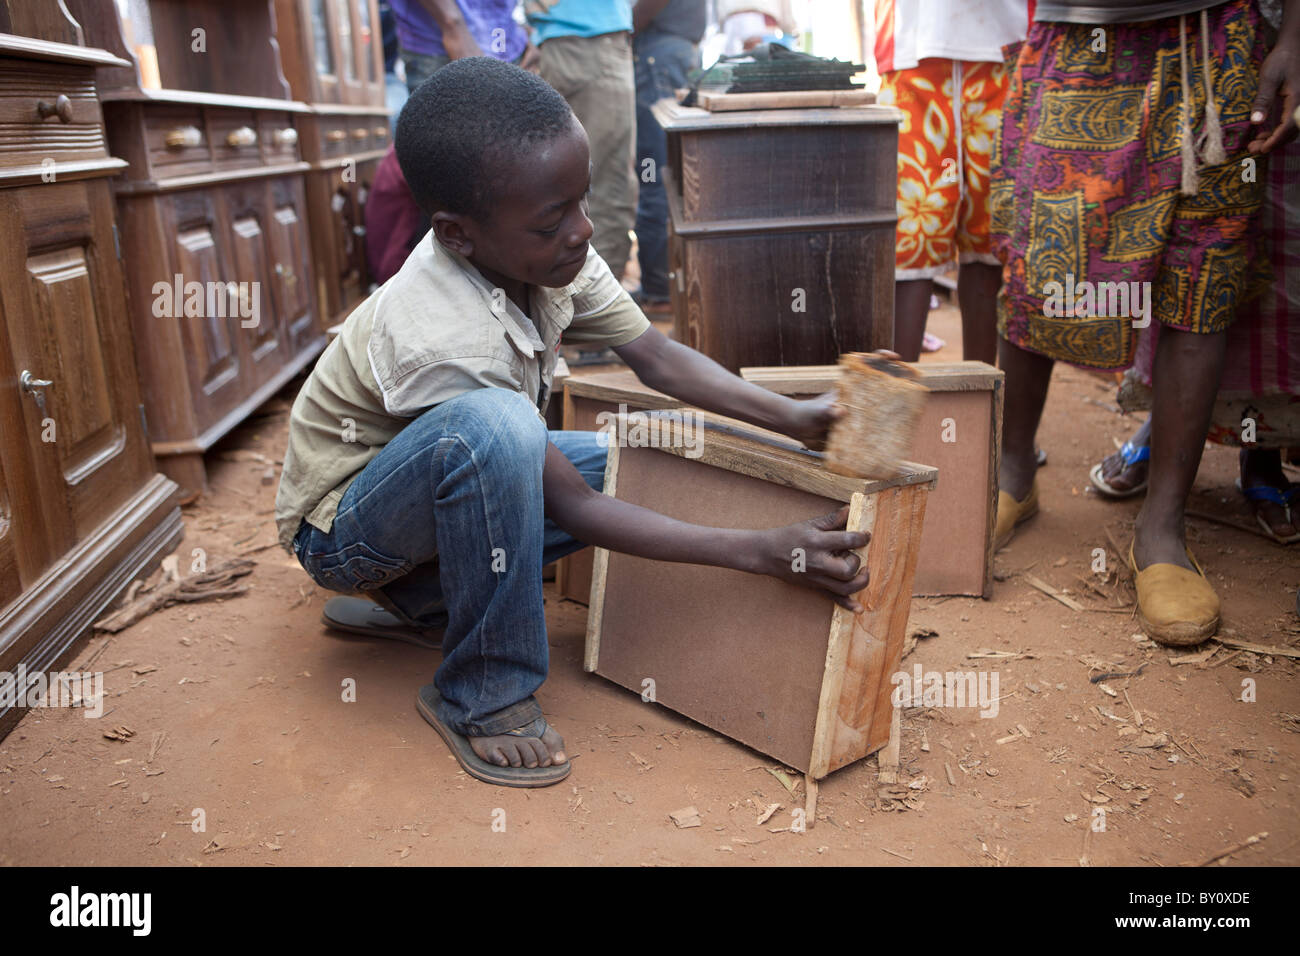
top-left (878, 58), bottom-right (1007, 278)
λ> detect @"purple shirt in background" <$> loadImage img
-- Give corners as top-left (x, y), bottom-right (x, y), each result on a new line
top-left (389, 0), bottom-right (528, 60)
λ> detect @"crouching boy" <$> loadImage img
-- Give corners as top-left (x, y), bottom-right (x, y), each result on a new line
top-left (276, 57), bottom-right (876, 787)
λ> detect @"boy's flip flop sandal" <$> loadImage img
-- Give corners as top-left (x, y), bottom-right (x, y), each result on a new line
top-left (321, 596), bottom-right (445, 650)
top-left (1235, 479), bottom-right (1300, 544)
top-left (1089, 440), bottom-right (1150, 499)
top-left (416, 684), bottom-right (571, 788)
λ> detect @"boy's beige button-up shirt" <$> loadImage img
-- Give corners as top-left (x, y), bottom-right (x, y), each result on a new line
top-left (274, 232), bottom-right (650, 552)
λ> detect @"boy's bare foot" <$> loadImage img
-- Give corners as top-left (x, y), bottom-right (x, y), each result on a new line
top-left (469, 724), bottom-right (567, 769)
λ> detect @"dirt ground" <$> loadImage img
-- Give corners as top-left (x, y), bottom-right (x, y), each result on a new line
top-left (1, 300), bottom-right (1296, 867)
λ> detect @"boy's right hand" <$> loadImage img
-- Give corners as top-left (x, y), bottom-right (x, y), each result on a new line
top-left (752, 506), bottom-right (871, 612)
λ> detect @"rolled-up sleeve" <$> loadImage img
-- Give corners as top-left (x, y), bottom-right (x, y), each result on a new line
top-left (562, 251), bottom-right (651, 347)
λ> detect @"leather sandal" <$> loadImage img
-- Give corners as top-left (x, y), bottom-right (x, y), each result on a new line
top-left (321, 596), bottom-right (445, 650)
top-left (1089, 440), bottom-right (1149, 499)
top-left (994, 479), bottom-right (1039, 551)
top-left (1128, 541), bottom-right (1220, 646)
top-left (1236, 478), bottom-right (1300, 544)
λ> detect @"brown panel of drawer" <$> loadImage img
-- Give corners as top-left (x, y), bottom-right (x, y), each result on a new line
top-left (0, 61), bottom-right (107, 167)
top-left (258, 112), bottom-right (301, 166)
top-left (208, 109), bottom-right (264, 171)
top-left (143, 104), bottom-right (212, 179)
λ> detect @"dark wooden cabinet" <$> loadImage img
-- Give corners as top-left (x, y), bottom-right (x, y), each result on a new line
top-left (276, 0), bottom-right (384, 107)
top-left (0, 29), bottom-right (182, 738)
top-left (655, 99), bottom-right (900, 372)
top-left (276, 0), bottom-right (387, 326)
top-left (63, 0), bottom-right (326, 496)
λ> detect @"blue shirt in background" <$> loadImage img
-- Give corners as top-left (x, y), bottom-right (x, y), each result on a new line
top-left (390, 0), bottom-right (528, 60)
top-left (524, 0), bottom-right (632, 44)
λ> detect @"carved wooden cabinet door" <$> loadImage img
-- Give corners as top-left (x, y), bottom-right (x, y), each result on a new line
top-left (163, 188), bottom-right (246, 434)
top-left (0, 178), bottom-right (152, 570)
top-left (266, 175), bottom-right (317, 355)
top-left (221, 180), bottom-right (282, 390)
top-left (0, 453), bottom-right (24, 609)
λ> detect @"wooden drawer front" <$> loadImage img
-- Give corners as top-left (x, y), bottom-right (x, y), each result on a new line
top-left (319, 119), bottom-right (351, 161)
top-left (676, 123), bottom-right (897, 223)
top-left (348, 115), bottom-right (376, 152)
top-left (144, 105), bottom-right (212, 179)
top-left (0, 61), bottom-right (107, 167)
top-left (208, 109), bottom-right (264, 171)
top-left (258, 112), bottom-right (301, 166)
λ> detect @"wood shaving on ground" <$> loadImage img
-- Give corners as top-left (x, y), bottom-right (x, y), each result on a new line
top-left (669, 806), bottom-right (701, 828)
top-left (94, 558), bottom-right (256, 633)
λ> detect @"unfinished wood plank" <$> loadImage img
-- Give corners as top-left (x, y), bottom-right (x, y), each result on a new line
top-left (562, 370), bottom-right (680, 411)
top-left (740, 361), bottom-right (1004, 395)
top-left (877, 704), bottom-right (901, 785)
top-left (649, 411), bottom-right (936, 502)
top-left (852, 484), bottom-right (931, 764)
top-left (582, 440), bottom-right (620, 673)
top-left (808, 491), bottom-right (875, 777)
top-left (697, 89), bottom-right (876, 112)
top-left (1214, 638), bottom-right (1300, 660)
top-left (1023, 574), bottom-right (1085, 612)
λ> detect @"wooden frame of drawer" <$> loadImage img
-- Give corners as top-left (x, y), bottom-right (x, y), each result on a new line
top-left (0, 59), bottom-right (110, 168)
top-left (142, 104), bottom-right (212, 179)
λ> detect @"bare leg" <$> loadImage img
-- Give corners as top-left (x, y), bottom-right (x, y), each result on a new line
top-left (1133, 327), bottom-right (1227, 571)
top-left (999, 336), bottom-right (1054, 500)
top-left (957, 262), bottom-right (1002, 365)
top-left (894, 279), bottom-right (933, 362)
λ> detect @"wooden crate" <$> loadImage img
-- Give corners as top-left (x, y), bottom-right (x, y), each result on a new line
top-left (555, 370), bottom-right (683, 603)
top-left (741, 361), bottom-right (1004, 597)
top-left (585, 412), bottom-right (935, 778)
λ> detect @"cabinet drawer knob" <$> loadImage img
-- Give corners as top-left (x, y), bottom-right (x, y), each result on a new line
top-left (326, 128), bottom-right (347, 143)
top-left (351, 128), bottom-right (368, 141)
top-left (274, 127), bottom-right (299, 147)
top-left (37, 95), bottom-right (73, 124)
top-left (226, 127), bottom-right (257, 148)
top-left (165, 125), bottom-right (202, 149)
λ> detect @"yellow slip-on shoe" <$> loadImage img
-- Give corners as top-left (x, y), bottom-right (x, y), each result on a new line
top-left (994, 480), bottom-right (1039, 552)
top-left (1128, 542), bottom-right (1220, 646)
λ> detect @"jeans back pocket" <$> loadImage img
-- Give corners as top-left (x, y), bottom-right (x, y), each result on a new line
top-left (306, 540), bottom-right (411, 593)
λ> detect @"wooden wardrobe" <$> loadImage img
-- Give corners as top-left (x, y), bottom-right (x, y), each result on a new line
top-left (0, 4), bottom-right (182, 738)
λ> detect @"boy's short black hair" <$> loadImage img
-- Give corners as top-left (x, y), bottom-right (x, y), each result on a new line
top-left (394, 57), bottom-right (576, 220)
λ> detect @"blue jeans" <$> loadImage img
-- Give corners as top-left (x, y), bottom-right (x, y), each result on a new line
top-left (634, 31), bottom-right (699, 299)
top-left (293, 388), bottom-right (606, 737)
